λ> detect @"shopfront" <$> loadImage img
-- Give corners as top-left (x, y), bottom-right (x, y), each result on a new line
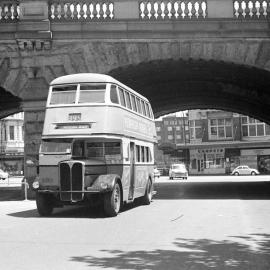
top-left (190, 147), bottom-right (225, 174)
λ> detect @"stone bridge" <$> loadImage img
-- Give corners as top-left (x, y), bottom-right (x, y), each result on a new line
top-left (0, 0), bottom-right (270, 183)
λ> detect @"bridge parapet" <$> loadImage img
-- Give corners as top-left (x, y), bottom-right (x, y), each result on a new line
top-left (1, 0), bottom-right (269, 23)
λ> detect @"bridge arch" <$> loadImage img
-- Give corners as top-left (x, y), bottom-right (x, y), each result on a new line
top-left (109, 58), bottom-right (270, 122)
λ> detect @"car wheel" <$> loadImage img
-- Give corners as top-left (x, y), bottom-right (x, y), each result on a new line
top-left (141, 179), bottom-right (153, 205)
top-left (36, 193), bottom-right (54, 217)
top-left (234, 172), bottom-right (239, 176)
top-left (251, 171), bottom-right (256, 175)
top-left (104, 182), bottom-right (122, 217)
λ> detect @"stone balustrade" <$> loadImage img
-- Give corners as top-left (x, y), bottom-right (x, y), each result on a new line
top-left (139, 0), bottom-right (207, 19)
top-left (233, 0), bottom-right (270, 18)
top-left (0, 0), bottom-right (270, 23)
top-left (49, 1), bottom-right (114, 20)
top-left (0, 1), bottom-right (20, 21)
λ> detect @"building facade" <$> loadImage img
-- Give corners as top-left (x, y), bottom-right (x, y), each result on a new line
top-left (0, 112), bottom-right (24, 175)
top-left (155, 110), bottom-right (270, 175)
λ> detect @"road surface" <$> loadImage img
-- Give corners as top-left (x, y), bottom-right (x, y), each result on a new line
top-left (0, 175), bottom-right (270, 270)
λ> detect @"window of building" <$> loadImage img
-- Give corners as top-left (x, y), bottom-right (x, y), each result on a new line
top-left (241, 116), bottom-right (268, 137)
top-left (167, 126), bottom-right (172, 131)
top-left (190, 120), bottom-right (202, 139)
top-left (209, 118), bottom-right (232, 139)
top-left (176, 126), bottom-right (181, 131)
top-left (176, 135), bottom-right (181, 139)
top-left (168, 135), bottom-right (173, 140)
top-left (157, 135), bottom-right (161, 140)
top-left (9, 126), bottom-right (15, 140)
top-left (156, 126), bottom-right (161, 132)
top-left (164, 121), bottom-right (168, 125)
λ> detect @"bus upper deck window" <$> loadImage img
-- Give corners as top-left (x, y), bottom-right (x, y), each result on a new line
top-left (124, 91), bottom-right (132, 110)
top-left (141, 100), bottom-right (146, 116)
top-left (50, 85), bottom-right (77, 105)
top-left (79, 84), bottom-right (106, 103)
top-left (119, 88), bottom-right (126, 107)
top-left (131, 95), bottom-right (138, 112)
top-left (136, 97), bottom-right (142, 114)
top-left (145, 103), bottom-right (151, 118)
top-left (110, 85), bottom-right (119, 104)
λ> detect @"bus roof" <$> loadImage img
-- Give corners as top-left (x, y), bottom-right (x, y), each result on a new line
top-left (50, 73), bottom-right (149, 102)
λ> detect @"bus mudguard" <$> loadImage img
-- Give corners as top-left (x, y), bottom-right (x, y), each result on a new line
top-left (89, 174), bottom-right (120, 192)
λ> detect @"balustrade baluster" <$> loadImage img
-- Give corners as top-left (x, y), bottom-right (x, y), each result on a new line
top-left (167, 2), bottom-right (173, 18)
top-left (174, 2), bottom-right (179, 18)
top-left (241, 0), bottom-right (247, 17)
top-left (109, 3), bottom-right (114, 19)
top-left (248, 1), bottom-right (253, 17)
top-left (96, 3), bottom-right (101, 19)
top-left (56, 4), bottom-right (62, 19)
top-left (262, 0), bottom-right (267, 16)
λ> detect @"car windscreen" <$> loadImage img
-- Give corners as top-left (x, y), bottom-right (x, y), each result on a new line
top-left (40, 138), bottom-right (72, 154)
top-left (172, 164), bottom-right (185, 170)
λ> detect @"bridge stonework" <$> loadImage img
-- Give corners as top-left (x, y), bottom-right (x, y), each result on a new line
top-left (0, 0), bottom-right (270, 190)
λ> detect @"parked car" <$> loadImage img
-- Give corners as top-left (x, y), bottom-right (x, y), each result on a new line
top-left (169, 163), bottom-right (188, 180)
top-left (0, 169), bottom-right (8, 180)
top-left (231, 165), bottom-right (259, 176)
top-left (154, 168), bottom-right (161, 178)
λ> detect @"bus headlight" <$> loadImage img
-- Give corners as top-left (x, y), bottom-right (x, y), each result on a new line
top-left (100, 182), bottom-right (108, 189)
top-left (32, 181), bottom-right (40, 190)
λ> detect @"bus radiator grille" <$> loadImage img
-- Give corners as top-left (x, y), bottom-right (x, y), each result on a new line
top-left (59, 162), bottom-right (84, 201)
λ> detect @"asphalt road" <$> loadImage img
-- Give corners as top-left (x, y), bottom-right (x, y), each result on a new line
top-left (0, 175), bottom-right (270, 270)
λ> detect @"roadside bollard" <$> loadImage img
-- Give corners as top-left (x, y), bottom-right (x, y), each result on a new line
top-left (22, 178), bottom-right (29, 201)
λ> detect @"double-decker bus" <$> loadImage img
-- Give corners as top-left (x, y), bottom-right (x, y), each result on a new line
top-left (33, 73), bottom-right (157, 217)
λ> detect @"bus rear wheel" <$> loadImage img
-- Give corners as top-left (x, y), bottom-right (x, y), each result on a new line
top-left (104, 182), bottom-right (121, 217)
top-left (36, 193), bottom-right (54, 216)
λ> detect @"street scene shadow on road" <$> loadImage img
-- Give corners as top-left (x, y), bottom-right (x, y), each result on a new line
top-left (8, 200), bottom-right (144, 219)
top-left (154, 181), bottom-right (270, 200)
top-left (70, 233), bottom-right (270, 270)
top-left (0, 188), bottom-right (23, 201)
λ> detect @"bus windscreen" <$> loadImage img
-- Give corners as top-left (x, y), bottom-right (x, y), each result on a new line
top-left (40, 139), bottom-right (72, 154)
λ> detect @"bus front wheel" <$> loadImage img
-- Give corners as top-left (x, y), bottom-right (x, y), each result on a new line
top-left (104, 182), bottom-right (122, 217)
top-left (36, 193), bottom-right (54, 216)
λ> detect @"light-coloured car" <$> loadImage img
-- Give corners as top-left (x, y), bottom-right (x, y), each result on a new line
top-left (154, 168), bottom-right (161, 178)
top-left (169, 163), bottom-right (188, 180)
top-left (0, 169), bottom-right (8, 180)
top-left (231, 165), bottom-right (259, 176)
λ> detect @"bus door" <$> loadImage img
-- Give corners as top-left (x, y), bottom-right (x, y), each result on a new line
top-left (128, 142), bottom-right (135, 200)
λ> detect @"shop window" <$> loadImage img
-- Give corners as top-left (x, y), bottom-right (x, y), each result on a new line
top-left (136, 145), bottom-right (140, 162)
